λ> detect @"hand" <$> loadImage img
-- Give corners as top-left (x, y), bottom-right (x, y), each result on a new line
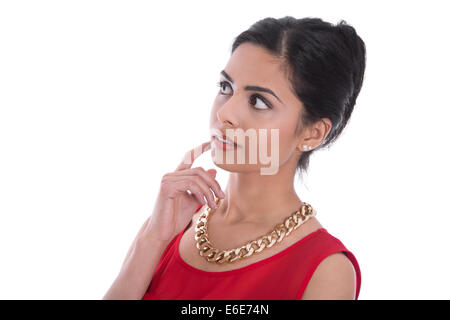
top-left (144, 141), bottom-right (225, 243)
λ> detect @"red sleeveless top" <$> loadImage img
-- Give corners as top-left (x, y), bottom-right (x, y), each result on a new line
top-left (141, 204), bottom-right (361, 300)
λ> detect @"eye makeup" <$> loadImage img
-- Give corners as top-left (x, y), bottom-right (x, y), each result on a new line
top-left (220, 70), bottom-right (283, 104)
top-left (216, 80), bottom-right (274, 110)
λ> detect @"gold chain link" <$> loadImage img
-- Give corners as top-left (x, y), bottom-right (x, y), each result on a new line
top-left (194, 197), bottom-right (317, 264)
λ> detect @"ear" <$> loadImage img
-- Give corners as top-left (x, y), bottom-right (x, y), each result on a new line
top-left (296, 118), bottom-right (332, 151)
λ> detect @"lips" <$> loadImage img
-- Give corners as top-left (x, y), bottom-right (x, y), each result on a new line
top-left (212, 135), bottom-right (238, 151)
top-left (210, 128), bottom-right (241, 147)
top-left (214, 135), bottom-right (238, 146)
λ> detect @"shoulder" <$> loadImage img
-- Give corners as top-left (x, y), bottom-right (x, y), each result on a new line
top-left (301, 251), bottom-right (357, 300)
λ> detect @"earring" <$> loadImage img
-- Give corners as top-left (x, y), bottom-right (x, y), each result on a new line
top-left (303, 145), bottom-right (313, 151)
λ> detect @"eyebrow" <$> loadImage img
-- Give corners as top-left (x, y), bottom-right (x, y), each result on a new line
top-left (220, 70), bottom-right (283, 104)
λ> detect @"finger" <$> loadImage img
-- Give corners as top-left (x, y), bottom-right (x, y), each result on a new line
top-left (169, 178), bottom-right (208, 207)
top-left (182, 181), bottom-right (207, 206)
top-left (187, 177), bottom-right (217, 209)
top-left (166, 175), bottom-right (217, 209)
top-left (176, 140), bottom-right (212, 172)
top-left (167, 167), bottom-right (224, 199)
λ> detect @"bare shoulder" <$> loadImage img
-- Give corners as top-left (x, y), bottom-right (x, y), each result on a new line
top-left (301, 252), bottom-right (357, 300)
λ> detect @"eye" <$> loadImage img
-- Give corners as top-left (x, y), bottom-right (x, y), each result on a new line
top-left (216, 80), bottom-right (232, 95)
top-left (249, 94), bottom-right (272, 110)
top-left (216, 80), bottom-right (273, 110)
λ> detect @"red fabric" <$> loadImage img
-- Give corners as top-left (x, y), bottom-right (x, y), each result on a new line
top-left (141, 204), bottom-right (361, 300)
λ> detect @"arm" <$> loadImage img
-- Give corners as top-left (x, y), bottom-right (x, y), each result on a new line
top-left (301, 252), bottom-right (357, 300)
top-left (102, 231), bottom-right (170, 300)
top-left (103, 205), bottom-right (199, 300)
top-left (121, 216), bottom-right (152, 270)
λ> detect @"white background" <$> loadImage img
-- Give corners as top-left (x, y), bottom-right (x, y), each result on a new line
top-left (1, 0), bottom-right (449, 299)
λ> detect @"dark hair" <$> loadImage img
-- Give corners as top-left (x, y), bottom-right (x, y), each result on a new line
top-left (231, 16), bottom-right (366, 176)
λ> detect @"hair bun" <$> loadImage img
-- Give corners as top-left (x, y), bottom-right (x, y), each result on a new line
top-left (335, 20), bottom-right (367, 123)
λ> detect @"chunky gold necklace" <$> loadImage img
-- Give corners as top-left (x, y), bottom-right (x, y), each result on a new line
top-left (194, 197), bottom-right (317, 264)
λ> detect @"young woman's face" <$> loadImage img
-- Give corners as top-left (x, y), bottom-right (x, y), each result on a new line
top-left (209, 42), bottom-right (305, 174)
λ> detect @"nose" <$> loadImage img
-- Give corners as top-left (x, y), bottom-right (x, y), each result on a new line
top-left (216, 99), bottom-right (240, 128)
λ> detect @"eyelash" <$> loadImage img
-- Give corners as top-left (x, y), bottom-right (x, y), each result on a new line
top-left (216, 80), bottom-right (273, 110)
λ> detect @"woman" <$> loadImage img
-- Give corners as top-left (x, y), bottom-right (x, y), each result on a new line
top-left (104, 16), bottom-right (366, 300)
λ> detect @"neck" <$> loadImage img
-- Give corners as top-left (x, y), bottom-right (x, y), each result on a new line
top-left (215, 157), bottom-right (304, 226)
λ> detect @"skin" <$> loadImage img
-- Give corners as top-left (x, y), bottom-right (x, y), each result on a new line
top-left (206, 42), bottom-right (356, 299)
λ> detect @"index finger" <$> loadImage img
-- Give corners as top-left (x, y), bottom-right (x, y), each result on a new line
top-left (176, 140), bottom-right (212, 171)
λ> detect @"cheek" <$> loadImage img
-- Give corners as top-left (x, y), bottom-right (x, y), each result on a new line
top-left (265, 122), bottom-right (300, 166)
top-left (238, 127), bottom-right (292, 164)
top-left (268, 129), bottom-right (291, 158)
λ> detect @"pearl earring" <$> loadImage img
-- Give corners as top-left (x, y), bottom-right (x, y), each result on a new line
top-left (303, 145), bottom-right (313, 151)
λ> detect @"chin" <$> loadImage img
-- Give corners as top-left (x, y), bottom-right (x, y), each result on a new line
top-left (210, 153), bottom-right (265, 173)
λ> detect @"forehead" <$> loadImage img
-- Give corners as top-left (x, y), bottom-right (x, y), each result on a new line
top-left (223, 42), bottom-right (296, 104)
